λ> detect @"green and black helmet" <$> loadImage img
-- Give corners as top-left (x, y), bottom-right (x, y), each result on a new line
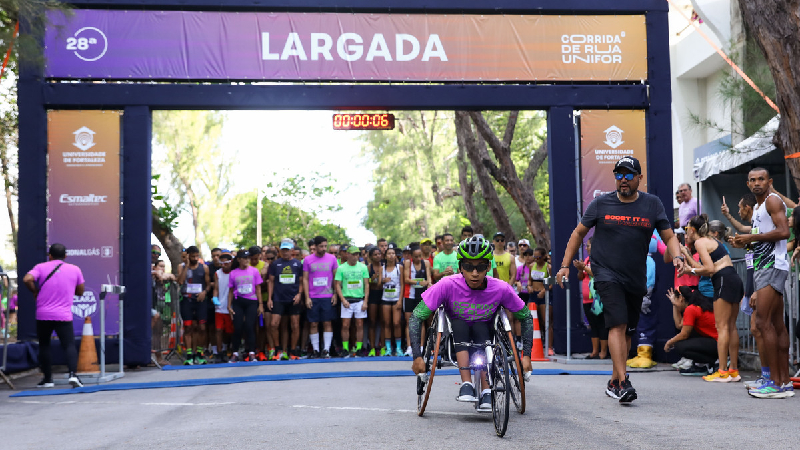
top-left (456, 235), bottom-right (494, 261)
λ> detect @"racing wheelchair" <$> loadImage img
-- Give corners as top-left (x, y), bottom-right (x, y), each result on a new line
top-left (416, 306), bottom-right (526, 437)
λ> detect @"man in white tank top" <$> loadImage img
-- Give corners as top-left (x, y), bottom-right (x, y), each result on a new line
top-left (731, 168), bottom-right (793, 398)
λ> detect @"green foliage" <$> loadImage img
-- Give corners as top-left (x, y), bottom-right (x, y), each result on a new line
top-left (362, 111), bottom-right (549, 246)
top-left (151, 174), bottom-right (179, 231)
top-left (1, 1), bottom-right (72, 70)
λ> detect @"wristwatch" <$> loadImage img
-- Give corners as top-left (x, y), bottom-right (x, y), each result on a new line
top-left (673, 256), bottom-right (685, 261)
top-left (560, 265), bottom-right (569, 269)
top-left (691, 268), bottom-right (696, 275)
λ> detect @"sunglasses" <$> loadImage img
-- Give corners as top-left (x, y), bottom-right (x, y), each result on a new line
top-left (494, 238), bottom-right (505, 242)
top-left (266, 257), bottom-right (275, 261)
top-left (519, 244), bottom-right (528, 247)
top-left (151, 251), bottom-right (161, 256)
top-left (614, 173), bottom-right (636, 181)
top-left (461, 262), bottom-right (491, 273)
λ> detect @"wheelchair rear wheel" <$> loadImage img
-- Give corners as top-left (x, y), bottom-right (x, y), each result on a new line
top-left (490, 342), bottom-right (510, 437)
top-left (501, 330), bottom-right (526, 414)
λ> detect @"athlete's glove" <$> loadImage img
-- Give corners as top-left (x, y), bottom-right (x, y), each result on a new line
top-left (212, 296), bottom-right (220, 306)
top-left (641, 288), bottom-right (653, 314)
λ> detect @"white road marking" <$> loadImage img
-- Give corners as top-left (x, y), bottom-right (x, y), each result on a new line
top-left (292, 404), bottom-right (475, 416)
top-left (13, 400), bottom-right (235, 406)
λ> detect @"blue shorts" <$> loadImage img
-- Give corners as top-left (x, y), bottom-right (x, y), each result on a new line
top-left (307, 297), bottom-right (336, 323)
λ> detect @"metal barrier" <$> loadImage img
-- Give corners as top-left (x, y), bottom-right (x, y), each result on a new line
top-left (152, 281), bottom-right (183, 366)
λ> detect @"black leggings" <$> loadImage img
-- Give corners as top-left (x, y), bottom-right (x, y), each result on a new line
top-left (583, 303), bottom-right (608, 340)
top-left (231, 298), bottom-right (258, 353)
top-left (37, 320), bottom-right (77, 381)
top-left (672, 332), bottom-right (717, 364)
top-left (450, 318), bottom-right (492, 353)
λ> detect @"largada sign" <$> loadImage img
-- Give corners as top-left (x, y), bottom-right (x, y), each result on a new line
top-left (44, 10), bottom-right (647, 81)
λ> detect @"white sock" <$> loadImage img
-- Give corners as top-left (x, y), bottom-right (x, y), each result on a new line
top-left (310, 333), bottom-right (320, 352)
top-left (211, 345), bottom-right (218, 354)
top-left (481, 389), bottom-right (491, 396)
top-left (323, 332), bottom-right (333, 351)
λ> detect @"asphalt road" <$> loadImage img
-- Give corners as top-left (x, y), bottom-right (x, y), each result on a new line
top-left (1, 360), bottom-right (798, 449)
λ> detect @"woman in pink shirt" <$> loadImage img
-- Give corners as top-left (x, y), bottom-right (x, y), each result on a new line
top-left (227, 249), bottom-right (264, 362)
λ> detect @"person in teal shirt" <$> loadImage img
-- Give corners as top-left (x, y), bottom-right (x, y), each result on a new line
top-left (433, 233), bottom-right (458, 281)
top-left (335, 246), bottom-right (370, 357)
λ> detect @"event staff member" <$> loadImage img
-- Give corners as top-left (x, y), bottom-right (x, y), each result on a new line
top-left (23, 243), bottom-right (86, 388)
top-left (556, 156), bottom-right (684, 404)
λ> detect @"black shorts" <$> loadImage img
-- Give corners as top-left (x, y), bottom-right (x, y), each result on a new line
top-left (712, 266), bottom-right (744, 304)
top-left (307, 297), bottom-right (336, 323)
top-left (450, 318), bottom-right (492, 353)
top-left (528, 289), bottom-right (547, 306)
top-left (368, 289), bottom-right (383, 306)
top-left (180, 296), bottom-right (208, 325)
top-left (582, 303), bottom-right (608, 340)
top-left (272, 300), bottom-right (302, 316)
top-left (593, 281), bottom-right (642, 335)
top-left (518, 292), bottom-right (530, 304)
top-left (404, 297), bottom-right (422, 313)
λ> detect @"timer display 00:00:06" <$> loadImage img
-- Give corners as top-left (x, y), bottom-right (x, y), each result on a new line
top-left (333, 113), bottom-right (395, 130)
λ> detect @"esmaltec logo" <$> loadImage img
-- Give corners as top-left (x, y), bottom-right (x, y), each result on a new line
top-left (59, 193), bottom-right (108, 205)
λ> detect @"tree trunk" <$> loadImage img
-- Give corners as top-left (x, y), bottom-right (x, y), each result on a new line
top-left (468, 111), bottom-right (551, 250)
top-left (737, 1), bottom-right (800, 191)
top-left (152, 205), bottom-right (184, 274)
top-left (455, 111), bottom-right (515, 241)
top-left (0, 143), bottom-right (17, 254)
top-left (455, 118), bottom-right (485, 235)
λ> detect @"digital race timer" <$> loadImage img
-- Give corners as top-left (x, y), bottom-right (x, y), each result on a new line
top-left (333, 113), bottom-right (395, 130)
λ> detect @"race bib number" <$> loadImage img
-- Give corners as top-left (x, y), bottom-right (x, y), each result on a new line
top-left (279, 274), bottom-right (296, 285)
top-left (413, 278), bottom-right (424, 288)
top-left (186, 283), bottom-right (202, 294)
top-left (531, 271), bottom-right (546, 280)
top-left (313, 277), bottom-right (328, 287)
top-left (347, 279), bottom-right (363, 290)
top-left (745, 252), bottom-right (754, 269)
top-left (237, 284), bottom-right (253, 295)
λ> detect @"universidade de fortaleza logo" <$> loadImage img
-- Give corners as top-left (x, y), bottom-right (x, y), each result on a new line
top-left (604, 125), bottom-right (624, 149)
top-left (73, 126), bottom-right (96, 151)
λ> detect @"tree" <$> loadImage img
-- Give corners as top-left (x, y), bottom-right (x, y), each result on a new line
top-left (0, 76), bottom-right (17, 254)
top-left (152, 110), bottom-right (233, 250)
top-left (736, 1), bottom-right (800, 191)
top-left (460, 111), bottom-right (551, 250)
top-left (151, 174), bottom-right (183, 272)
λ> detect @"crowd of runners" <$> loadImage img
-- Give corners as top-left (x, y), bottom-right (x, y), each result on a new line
top-left (151, 226), bottom-right (552, 365)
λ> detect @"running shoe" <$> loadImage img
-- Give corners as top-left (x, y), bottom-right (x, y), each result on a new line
top-left (229, 352), bottom-right (240, 363)
top-left (194, 353), bottom-right (207, 365)
top-left (247, 352), bottom-right (257, 362)
top-left (404, 346), bottom-right (413, 357)
top-left (267, 349), bottom-right (276, 360)
top-left (289, 349), bottom-right (301, 360)
top-left (672, 357), bottom-right (690, 369)
top-left (727, 369), bottom-right (741, 382)
top-left (256, 352), bottom-right (269, 362)
top-left (680, 363), bottom-right (711, 376)
top-left (618, 375), bottom-right (637, 403)
top-left (183, 355), bottom-right (194, 365)
top-left (477, 392), bottom-right (492, 412)
top-left (339, 348), bottom-right (350, 358)
top-left (744, 376), bottom-right (767, 390)
top-left (380, 347), bottom-right (387, 356)
top-left (605, 379), bottom-right (621, 399)
top-left (368, 348), bottom-right (376, 357)
top-left (272, 351), bottom-right (285, 361)
top-left (321, 349), bottom-right (331, 359)
top-left (36, 379), bottom-right (55, 388)
top-left (781, 383), bottom-right (795, 397)
top-left (396, 348), bottom-right (404, 357)
top-left (749, 380), bottom-right (790, 399)
top-left (703, 370), bottom-right (731, 382)
top-left (281, 351), bottom-right (290, 361)
top-left (457, 381), bottom-right (477, 402)
top-left (68, 372), bottom-right (83, 388)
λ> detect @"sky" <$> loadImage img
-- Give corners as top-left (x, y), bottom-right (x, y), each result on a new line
top-left (152, 110), bottom-right (378, 251)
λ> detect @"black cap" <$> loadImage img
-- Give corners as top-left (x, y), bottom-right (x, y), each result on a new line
top-left (493, 232), bottom-right (505, 239)
top-left (613, 156), bottom-right (641, 174)
top-left (236, 250), bottom-right (249, 259)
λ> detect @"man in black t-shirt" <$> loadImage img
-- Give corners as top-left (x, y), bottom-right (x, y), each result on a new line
top-left (555, 156), bottom-right (684, 404)
top-left (267, 238), bottom-right (304, 360)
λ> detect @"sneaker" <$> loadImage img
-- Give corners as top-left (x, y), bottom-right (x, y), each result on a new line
top-left (339, 348), bottom-right (350, 358)
top-left (727, 369), bottom-right (741, 382)
top-left (244, 352), bottom-right (257, 362)
top-left (256, 352), bottom-right (269, 362)
top-left (605, 379), bottom-right (621, 399)
top-left (749, 380), bottom-right (790, 399)
top-left (309, 350), bottom-right (320, 359)
top-left (229, 352), bottom-right (240, 363)
top-left (281, 351), bottom-right (290, 361)
top-left (672, 357), bottom-right (689, 369)
top-left (781, 383), bottom-right (795, 397)
top-left (183, 355), bottom-right (194, 365)
top-left (289, 349), bottom-right (301, 360)
top-left (36, 379), bottom-right (55, 388)
top-left (618, 375), bottom-right (637, 403)
top-left (679, 358), bottom-right (694, 370)
top-left (703, 370), bottom-right (731, 383)
top-left (272, 351), bottom-right (285, 361)
top-left (194, 354), bottom-right (207, 365)
top-left (267, 349), bottom-right (276, 360)
top-left (368, 348), bottom-right (376, 357)
top-left (404, 346), bottom-right (413, 357)
top-left (744, 376), bottom-right (768, 390)
top-left (68, 373), bottom-right (83, 388)
top-left (457, 382), bottom-right (478, 402)
top-left (680, 363), bottom-right (711, 376)
top-left (477, 392), bottom-right (492, 412)
top-left (380, 347), bottom-right (388, 356)
top-left (321, 349), bottom-right (331, 359)
top-left (396, 348), bottom-right (403, 357)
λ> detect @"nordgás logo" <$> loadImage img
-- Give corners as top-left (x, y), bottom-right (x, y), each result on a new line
top-left (59, 193), bottom-right (108, 205)
top-left (561, 32), bottom-right (626, 64)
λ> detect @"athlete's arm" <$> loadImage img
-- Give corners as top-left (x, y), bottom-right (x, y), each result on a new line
top-left (721, 196), bottom-right (752, 233)
top-left (508, 258), bottom-right (517, 284)
top-left (361, 276), bottom-right (369, 310)
top-left (198, 265), bottom-right (210, 302)
top-left (267, 274), bottom-right (275, 310)
top-left (176, 263), bottom-right (187, 285)
top-left (771, 185), bottom-right (797, 209)
top-left (213, 272), bottom-right (219, 299)
top-left (664, 324), bottom-right (693, 352)
top-left (409, 301), bottom-right (435, 360)
top-left (555, 223), bottom-right (591, 287)
top-left (687, 238), bottom-right (715, 277)
top-left (335, 280), bottom-right (346, 307)
top-left (423, 260), bottom-right (432, 287)
top-left (403, 260), bottom-right (414, 285)
top-left (658, 228), bottom-right (686, 274)
top-left (511, 306), bottom-right (534, 365)
top-left (755, 195), bottom-right (790, 243)
top-left (256, 280), bottom-right (264, 315)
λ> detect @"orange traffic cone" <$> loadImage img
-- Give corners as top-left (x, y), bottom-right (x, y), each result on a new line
top-left (77, 317), bottom-right (100, 373)
top-left (168, 312), bottom-right (177, 349)
top-left (528, 303), bottom-right (549, 362)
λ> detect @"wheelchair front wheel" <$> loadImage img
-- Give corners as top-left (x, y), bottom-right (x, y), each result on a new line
top-left (490, 342), bottom-right (510, 437)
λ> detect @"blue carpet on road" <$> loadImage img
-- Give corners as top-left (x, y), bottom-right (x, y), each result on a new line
top-left (10, 368), bottom-right (612, 397)
top-left (162, 356), bottom-right (414, 370)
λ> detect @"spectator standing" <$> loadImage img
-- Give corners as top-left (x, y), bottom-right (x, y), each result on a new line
top-left (22, 243), bottom-right (85, 388)
top-left (678, 183), bottom-right (698, 228)
top-left (574, 238), bottom-right (608, 359)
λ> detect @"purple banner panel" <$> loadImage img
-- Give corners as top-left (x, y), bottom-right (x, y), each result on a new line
top-left (47, 110), bottom-right (121, 337)
top-left (44, 10), bottom-right (648, 81)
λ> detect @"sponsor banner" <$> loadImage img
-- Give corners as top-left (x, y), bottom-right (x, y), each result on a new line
top-left (580, 110), bottom-right (648, 214)
top-left (44, 10), bottom-right (647, 81)
top-left (47, 110), bottom-right (121, 336)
